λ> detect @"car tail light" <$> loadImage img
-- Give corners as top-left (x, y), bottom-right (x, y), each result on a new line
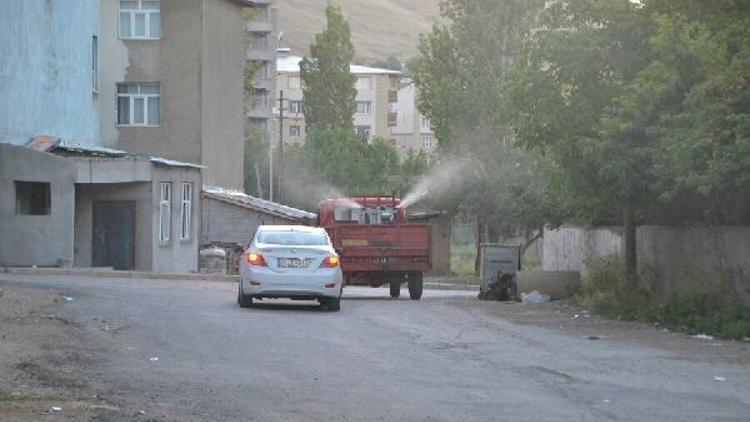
top-left (245, 251), bottom-right (266, 266)
top-left (321, 255), bottom-right (339, 268)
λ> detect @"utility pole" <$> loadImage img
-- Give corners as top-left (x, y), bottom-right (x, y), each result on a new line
top-left (277, 90), bottom-right (284, 203)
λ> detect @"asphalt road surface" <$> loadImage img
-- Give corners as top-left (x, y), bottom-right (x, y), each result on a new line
top-left (1, 274), bottom-right (749, 421)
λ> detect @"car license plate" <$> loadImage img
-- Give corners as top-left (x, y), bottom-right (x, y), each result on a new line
top-left (278, 258), bottom-right (310, 268)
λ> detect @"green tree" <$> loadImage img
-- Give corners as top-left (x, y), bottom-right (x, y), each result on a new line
top-left (415, 0), bottom-right (556, 272)
top-left (299, 5), bottom-right (357, 132)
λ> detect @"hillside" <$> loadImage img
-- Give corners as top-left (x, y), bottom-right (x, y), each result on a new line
top-left (276, 0), bottom-right (442, 64)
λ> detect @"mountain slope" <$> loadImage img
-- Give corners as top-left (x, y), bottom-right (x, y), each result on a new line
top-left (276, 0), bottom-right (442, 63)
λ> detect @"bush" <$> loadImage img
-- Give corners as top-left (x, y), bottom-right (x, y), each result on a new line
top-left (576, 255), bottom-right (750, 340)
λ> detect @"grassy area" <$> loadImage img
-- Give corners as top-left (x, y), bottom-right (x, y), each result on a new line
top-left (575, 255), bottom-right (750, 340)
top-left (451, 244), bottom-right (478, 279)
top-left (0, 393), bottom-right (65, 402)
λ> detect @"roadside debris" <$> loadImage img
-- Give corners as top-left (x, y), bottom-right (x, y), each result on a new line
top-left (63, 296), bottom-right (75, 302)
top-left (51, 406), bottom-right (62, 412)
top-left (692, 334), bottom-right (714, 340)
top-left (149, 357), bottom-right (159, 362)
top-left (521, 290), bottom-right (550, 304)
top-left (714, 376), bottom-right (726, 382)
top-left (587, 335), bottom-right (601, 340)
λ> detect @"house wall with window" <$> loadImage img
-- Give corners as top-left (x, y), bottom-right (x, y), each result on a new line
top-left (100, 0), bottom-right (249, 190)
top-left (0, 144), bottom-right (76, 267)
top-left (392, 79), bottom-right (436, 156)
top-left (151, 165), bottom-right (202, 273)
top-left (0, 0), bottom-right (100, 143)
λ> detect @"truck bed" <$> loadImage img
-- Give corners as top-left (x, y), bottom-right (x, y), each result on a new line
top-left (326, 223), bottom-right (431, 272)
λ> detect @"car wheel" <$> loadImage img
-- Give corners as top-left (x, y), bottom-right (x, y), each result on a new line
top-left (326, 297), bottom-right (341, 312)
top-left (389, 280), bottom-right (401, 298)
top-left (408, 272), bottom-right (423, 300)
top-left (237, 282), bottom-right (253, 308)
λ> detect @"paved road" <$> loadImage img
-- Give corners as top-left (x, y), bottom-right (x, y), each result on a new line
top-left (2, 275), bottom-right (749, 421)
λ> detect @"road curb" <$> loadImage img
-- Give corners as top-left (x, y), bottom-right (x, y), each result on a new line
top-left (2, 267), bottom-right (239, 282)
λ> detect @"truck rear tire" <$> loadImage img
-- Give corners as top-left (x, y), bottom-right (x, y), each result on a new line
top-left (390, 280), bottom-right (401, 298)
top-left (408, 272), bottom-right (423, 300)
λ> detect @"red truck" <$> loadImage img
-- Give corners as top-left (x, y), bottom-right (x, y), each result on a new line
top-left (318, 196), bottom-right (431, 300)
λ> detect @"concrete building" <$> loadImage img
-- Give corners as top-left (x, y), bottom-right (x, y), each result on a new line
top-left (392, 79), bottom-right (437, 156)
top-left (99, 0), bottom-right (265, 190)
top-left (275, 48), bottom-right (401, 144)
top-left (245, 0), bottom-right (278, 141)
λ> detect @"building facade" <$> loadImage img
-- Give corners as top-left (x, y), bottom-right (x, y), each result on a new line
top-left (99, 0), bottom-right (259, 190)
top-left (391, 79), bottom-right (437, 156)
top-left (275, 48), bottom-right (401, 145)
top-left (245, 0), bottom-right (278, 141)
top-left (0, 0), bottom-right (269, 271)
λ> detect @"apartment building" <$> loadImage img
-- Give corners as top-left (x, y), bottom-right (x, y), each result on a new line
top-left (0, 0), bottom-right (269, 271)
top-left (392, 78), bottom-right (437, 155)
top-left (275, 48), bottom-right (401, 144)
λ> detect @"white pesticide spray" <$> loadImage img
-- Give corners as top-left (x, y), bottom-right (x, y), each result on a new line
top-left (399, 157), bottom-right (478, 209)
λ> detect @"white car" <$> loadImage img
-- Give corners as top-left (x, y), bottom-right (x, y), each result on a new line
top-left (238, 225), bottom-right (343, 311)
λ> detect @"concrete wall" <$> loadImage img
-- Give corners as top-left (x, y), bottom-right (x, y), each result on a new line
top-left (0, 144), bottom-right (75, 267)
top-left (151, 166), bottom-right (202, 273)
top-left (0, 0), bottom-right (100, 143)
top-left (543, 226), bottom-right (750, 301)
top-left (429, 216), bottom-right (452, 275)
top-left (201, 197), bottom-right (295, 246)
top-left (75, 182), bottom-right (153, 270)
top-left (102, 0), bottom-right (204, 165)
top-left (200, 0), bottom-right (246, 190)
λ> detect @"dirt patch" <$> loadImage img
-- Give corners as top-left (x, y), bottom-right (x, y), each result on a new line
top-left (0, 283), bottom-right (127, 421)
top-left (452, 299), bottom-right (750, 365)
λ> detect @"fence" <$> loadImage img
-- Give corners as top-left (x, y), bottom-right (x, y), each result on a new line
top-left (543, 226), bottom-right (750, 301)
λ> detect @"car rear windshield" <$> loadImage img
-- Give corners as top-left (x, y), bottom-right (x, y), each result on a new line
top-left (257, 231), bottom-right (329, 246)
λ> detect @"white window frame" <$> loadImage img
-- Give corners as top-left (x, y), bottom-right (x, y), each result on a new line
top-left (159, 182), bottom-right (171, 243)
top-left (356, 101), bottom-right (372, 115)
top-left (422, 135), bottom-right (432, 149)
top-left (117, 83), bottom-right (160, 126)
top-left (119, 0), bottom-right (161, 40)
top-left (289, 101), bottom-right (302, 114)
top-left (180, 183), bottom-right (192, 241)
top-left (290, 125), bottom-right (301, 138)
top-left (356, 77), bottom-right (373, 92)
top-left (92, 35), bottom-right (99, 92)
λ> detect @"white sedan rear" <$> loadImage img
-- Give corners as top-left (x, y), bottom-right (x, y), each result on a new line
top-left (238, 225), bottom-right (343, 311)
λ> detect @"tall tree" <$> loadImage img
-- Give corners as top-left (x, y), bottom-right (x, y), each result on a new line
top-left (300, 5), bottom-right (357, 132)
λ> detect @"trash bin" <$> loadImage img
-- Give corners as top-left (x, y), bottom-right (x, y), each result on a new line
top-left (478, 244), bottom-right (520, 301)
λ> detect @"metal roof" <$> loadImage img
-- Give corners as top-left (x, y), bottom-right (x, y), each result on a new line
top-left (54, 141), bottom-right (205, 169)
top-left (203, 186), bottom-right (317, 221)
top-left (277, 54), bottom-right (402, 75)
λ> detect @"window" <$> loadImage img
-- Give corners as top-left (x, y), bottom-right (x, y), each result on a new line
top-left (289, 101), bottom-right (302, 114)
top-left (92, 35), bottom-right (99, 91)
top-left (420, 115), bottom-right (431, 132)
top-left (356, 125), bottom-right (371, 138)
top-left (356, 77), bottom-right (373, 91)
top-left (159, 182), bottom-right (171, 242)
top-left (290, 125), bottom-right (301, 137)
top-left (422, 135), bottom-right (432, 149)
top-left (117, 83), bottom-right (160, 126)
top-left (180, 183), bottom-right (192, 240)
top-left (15, 182), bottom-right (50, 215)
top-left (287, 76), bottom-right (301, 89)
top-left (119, 1), bottom-right (161, 39)
top-left (356, 101), bottom-right (372, 114)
